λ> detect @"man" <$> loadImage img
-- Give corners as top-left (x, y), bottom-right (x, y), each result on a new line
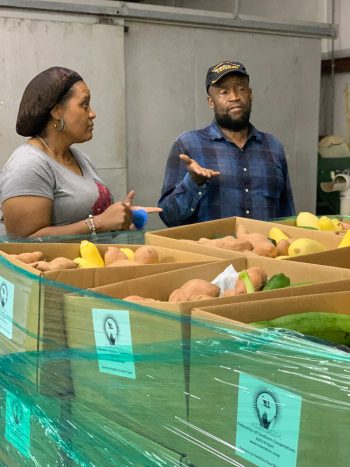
top-left (158, 60), bottom-right (295, 226)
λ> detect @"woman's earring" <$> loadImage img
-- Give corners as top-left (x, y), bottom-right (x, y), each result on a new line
top-left (54, 118), bottom-right (65, 132)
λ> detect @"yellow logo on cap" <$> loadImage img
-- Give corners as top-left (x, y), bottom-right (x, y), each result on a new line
top-left (213, 63), bottom-right (241, 74)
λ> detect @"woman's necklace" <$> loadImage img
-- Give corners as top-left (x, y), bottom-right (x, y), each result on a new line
top-left (36, 136), bottom-right (74, 167)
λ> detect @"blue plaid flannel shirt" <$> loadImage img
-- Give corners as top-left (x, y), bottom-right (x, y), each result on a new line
top-left (158, 120), bottom-right (295, 227)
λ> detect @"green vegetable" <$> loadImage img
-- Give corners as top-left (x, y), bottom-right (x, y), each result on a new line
top-left (262, 273), bottom-right (290, 291)
top-left (238, 270), bottom-right (255, 294)
top-left (250, 311), bottom-right (350, 346)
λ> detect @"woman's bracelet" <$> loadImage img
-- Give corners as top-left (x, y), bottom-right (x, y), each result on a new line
top-left (85, 214), bottom-right (97, 241)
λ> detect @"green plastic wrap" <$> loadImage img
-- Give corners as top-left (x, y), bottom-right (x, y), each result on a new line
top-left (0, 254), bottom-right (349, 466)
top-left (0, 229), bottom-right (146, 244)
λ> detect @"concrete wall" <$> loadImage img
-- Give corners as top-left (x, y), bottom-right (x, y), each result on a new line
top-left (0, 9), bottom-right (128, 201)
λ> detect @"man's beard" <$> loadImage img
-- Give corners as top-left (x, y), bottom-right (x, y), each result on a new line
top-left (215, 105), bottom-right (251, 131)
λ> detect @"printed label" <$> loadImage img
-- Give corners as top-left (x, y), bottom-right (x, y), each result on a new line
top-left (92, 309), bottom-right (136, 379)
top-left (0, 277), bottom-right (15, 339)
top-left (236, 373), bottom-right (302, 467)
top-left (5, 391), bottom-right (31, 458)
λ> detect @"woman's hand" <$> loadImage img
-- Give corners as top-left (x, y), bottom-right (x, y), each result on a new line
top-left (96, 191), bottom-right (163, 232)
top-left (132, 206), bottom-right (163, 214)
top-left (96, 191), bottom-right (135, 231)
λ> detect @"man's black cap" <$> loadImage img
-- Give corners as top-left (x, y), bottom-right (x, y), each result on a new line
top-left (206, 61), bottom-right (249, 92)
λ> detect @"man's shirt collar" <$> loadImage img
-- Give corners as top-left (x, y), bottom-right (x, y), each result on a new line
top-left (208, 119), bottom-right (262, 143)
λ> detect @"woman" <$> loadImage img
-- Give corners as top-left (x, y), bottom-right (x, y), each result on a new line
top-left (0, 66), bottom-right (160, 238)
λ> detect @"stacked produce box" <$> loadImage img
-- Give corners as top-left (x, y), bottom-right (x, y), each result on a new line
top-left (0, 214), bottom-right (349, 465)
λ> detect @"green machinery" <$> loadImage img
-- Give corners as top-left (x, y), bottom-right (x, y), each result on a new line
top-left (317, 154), bottom-right (350, 215)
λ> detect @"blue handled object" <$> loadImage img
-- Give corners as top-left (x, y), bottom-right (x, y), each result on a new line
top-left (132, 209), bottom-right (148, 229)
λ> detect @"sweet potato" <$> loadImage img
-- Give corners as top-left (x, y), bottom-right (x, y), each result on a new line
top-left (104, 246), bottom-right (127, 265)
top-left (134, 246), bottom-right (159, 264)
top-left (276, 239), bottom-right (290, 256)
top-left (189, 294), bottom-right (219, 301)
top-left (239, 233), bottom-right (270, 247)
top-left (8, 251), bottom-right (44, 264)
top-left (168, 288), bottom-right (183, 302)
top-left (225, 266), bottom-right (267, 296)
top-left (341, 222), bottom-right (350, 230)
top-left (244, 266), bottom-right (267, 290)
top-left (236, 225), bottom-right (272, 249)
top-left (214, 237), bottom-right (253, 251)
top-left (169, 279), bottom-right (220, 303)
top-left (223, 289), bottom-right (236, 297)
top-left (30, 257), bottom-right (78, 272)
top-left (198, 236), bottom-right (253, 251)
top-left (253, 241), bottom-right (278, 258)
top-left (106, 260), bottom-right (139, 267)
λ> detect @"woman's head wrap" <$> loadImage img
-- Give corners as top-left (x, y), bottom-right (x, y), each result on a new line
top-left (16, 66), bottom-right (83, 136)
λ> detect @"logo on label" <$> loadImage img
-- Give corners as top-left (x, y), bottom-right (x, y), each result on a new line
top-left (11, 401), bottom-right (23, 425)
top-left (0, 283), bottom-right (8, 308)
top-left (104, 316), bottom-right (119, 345)
top-left (253, 390), bottom-right (280, 430)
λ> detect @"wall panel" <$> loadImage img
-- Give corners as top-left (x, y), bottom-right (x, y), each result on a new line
top-left (125, 21), bottom-right (321, 227)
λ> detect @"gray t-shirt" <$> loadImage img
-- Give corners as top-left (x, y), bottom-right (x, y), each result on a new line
top-left (0, 144), bottom-right (113, 226)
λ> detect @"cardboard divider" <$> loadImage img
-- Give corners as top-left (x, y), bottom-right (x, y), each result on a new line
top-left (146, 216), bottom-right (341, 261)
top-left (286, 245), bottom-right (350, 268)
top-left (192, 290), bottom-right (350, 325)
top-left (90, 256), bottom-right (350, 312)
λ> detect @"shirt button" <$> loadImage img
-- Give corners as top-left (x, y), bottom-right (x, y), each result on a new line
top-left (190, 208), bottom-right (195, 212)
top-left (243, 168), bottom-right (247, 172)
top-left (245, 188), bottom-right (249, 192)
top-left (198, 191), bottom-right (202, 195)
top-left (246, 210), bottom-right (250, 214)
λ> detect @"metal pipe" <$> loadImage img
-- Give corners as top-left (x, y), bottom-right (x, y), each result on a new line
top-left (330, 0), bottom-right (336, 133)
top-left (233, 0), bottom-right (240, 20)
top-left (0, 0), bottom-right (337, 39)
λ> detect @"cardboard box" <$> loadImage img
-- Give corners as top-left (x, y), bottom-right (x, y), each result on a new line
top-left (0, 242), bottom-right (215, 353)
top-left (68, 400), bottom-right (192, 465)
top-left (0, 383), bottom-right (67, 466)
top-left (0, 242), bottom-right (218, 283)
top-left (0, 243), bottom-right (215, 397)
top-left (286, 245), bottom-right (350, 268)
top-left (145, 216), bottom-right (341, 260)
top-left (87, 256), bottom-right (350, 426)
top-left (0, 381), bottom-right (191, 466)
top-left (90, 256), bottom-right (350, 312)
top-left (192, 289), bottom-right (350, 325)
top-left (63, 291), bottom-right (191, 455)
top-left (184, 293), bottom-right (350, 466)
